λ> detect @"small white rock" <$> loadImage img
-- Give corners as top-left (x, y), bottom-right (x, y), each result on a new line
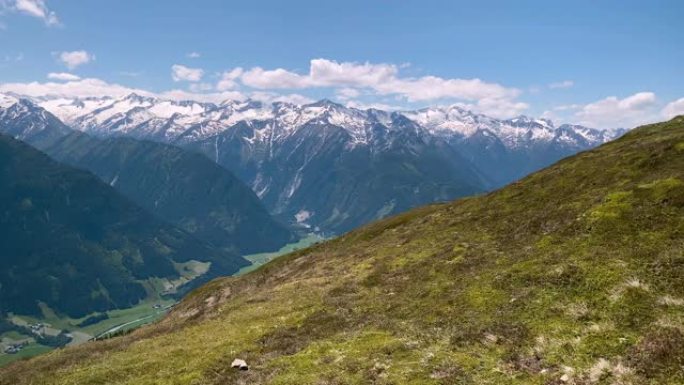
top-left (231, 358), bottom-right (249, 371)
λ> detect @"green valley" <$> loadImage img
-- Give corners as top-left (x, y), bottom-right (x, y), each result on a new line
top-left (0, 236), bottom-right (318, 367)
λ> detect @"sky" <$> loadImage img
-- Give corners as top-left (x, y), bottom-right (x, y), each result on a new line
top-left (0, 0), bottom-right (682, 129)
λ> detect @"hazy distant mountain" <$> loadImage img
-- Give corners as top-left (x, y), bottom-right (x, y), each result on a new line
top-left (403, 105), bottom-right (627, 185)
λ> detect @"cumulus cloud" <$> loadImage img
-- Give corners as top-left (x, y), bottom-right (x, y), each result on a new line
top-left (3, 0), bottom-right (59, 25)
top-left (47, 72), bottom-right (80, 81)
top-left (662, 98), bottom-right (684, 120)
top-left (0, 78), bottom-right (151, 98)
top-left (58, 50), bottom-right (93, 70)
top-left (186, 52), bottom-right (201, 59)
top-left (188, 82), bottom-right (213, 92)
top-left (236, 59), bottom-right (518, 102)
top-left (158, 89), bottom-right (245, 103)
top-left (473, 97), bottom-right (529, 118)
top-left (171, 64), bottom-right (203, 82)
top-left (241, 67), bottom-right (310, 89)
top-left (376, 76), bottom-right (518, 102)
top-left (549, 80), bottom-right (574, 89)
top-left (336, 87), bottom-right (361, 100)
top-left (249, 92), bottom-right (314, 105)
top-left (0, 76), bottom-right (319, 106)
top-left (574, 92), bottom-right (658, 128)
top-left (309, 59), bottom-right (397, 88)
top-left (345, 100), bottom-right (401, 111)
top-left (216, 68), bottom-right (243, 91)
top-left (553, 104), bottom-right (582, 111)
top-left (223, 58), bottom-right (525, 117)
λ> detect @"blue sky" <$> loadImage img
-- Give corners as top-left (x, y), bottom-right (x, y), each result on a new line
top-left (0, 0), bottom-right (682, 128)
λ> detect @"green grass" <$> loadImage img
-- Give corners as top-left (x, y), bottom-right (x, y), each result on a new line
top-left (236, 233), bottom-right (324, 276)
top-left (85, 299), bottom-right (176, 337)
top-left (1, 117), bottom-right (683, 384)
top-left (0, 258), bottom-right (205, 365)
top-left (0, 331), bottom-right (26, 340)
top-left (7, 298), bottom-right (176, 338)
top-left (0, 344), bottom-right (52, 367)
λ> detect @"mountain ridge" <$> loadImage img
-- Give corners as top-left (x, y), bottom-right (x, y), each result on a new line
top-left (0, 97), bottom-right (296, 254)
top-left (2, 92), bottom-right (627, 234)
top-left (0, 133), bottom-right (249, 319)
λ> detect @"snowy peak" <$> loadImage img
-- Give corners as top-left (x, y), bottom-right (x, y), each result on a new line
top-left (401, 105), bottom-right (499, 138)
top-left (400, 105), bottom-right (620, 148)
top-left (0, 94), bottom-right (72, 142)
top-left (0, 93), bottom-right (21, 108)
top-left (9, 92), bottom-right (623, 151)
top-left (505, 115), bottom-right (554, 129)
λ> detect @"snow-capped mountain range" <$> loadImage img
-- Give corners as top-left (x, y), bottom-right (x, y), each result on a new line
top-left (0, 92), bottom-right (627, 234)
top-left (29, 92), bottom-right (623, 149)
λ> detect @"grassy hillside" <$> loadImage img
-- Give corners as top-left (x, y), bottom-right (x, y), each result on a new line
top-left (2, 117), bottom-right (683, 384)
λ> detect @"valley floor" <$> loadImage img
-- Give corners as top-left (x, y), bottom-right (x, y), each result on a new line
top-left (0, 234), bottom-right (322, 368)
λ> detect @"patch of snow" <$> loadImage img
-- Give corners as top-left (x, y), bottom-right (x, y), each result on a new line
top-left (0, 93), bottom-right (20, 108)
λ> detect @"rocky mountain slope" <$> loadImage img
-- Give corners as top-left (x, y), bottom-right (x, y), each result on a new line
top-left (0, 94), bottom-right (295, 254)
top-left (0, 133), bottom-right (248, 319)
top-left (404, 106), bottom-right (627, 185)
top-left (3, 117), bottom-right (680, 384)
top-left (41, 133), bottom-right (295, 254)
top-left (29, 93), bottom-right (624, 234)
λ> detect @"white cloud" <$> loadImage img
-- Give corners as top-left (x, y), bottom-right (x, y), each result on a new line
top-left (574, 92), bottom-right (658, 128)
top-left (0, 78), bottom-right (151, 98)
top-left (216, 68), bottom-right (243, 91)
top-left (0, 77), bottom-right (316, 106)
top-left (158, 89), bottom-right (245, 103)
top-left (376, 76), bottom-right (518, 102)
top-left (171, 64), bottom-right (203, 82)
top-left (237, 59), bottom-right (518, 102)
top-left (188, 82), bottom-right (213, 92)
top-left (58, 50), bottom-right (93, 70)
top-left (553, 104), bottom-right (582, 111)
top-left (7, 0), bottom-right (58, 25)
top-left (186, 52), bottom-right (201, 59)
top-left (662, 98), bottom-right (684, 120)
top-left (549, 80), bottom-right (574, 89)
top-left (242, 58), bottom-right (512, 111)
top-left (473, 97), bottom-right (529, 118)
top-left (345, 100), bottom-right (401, 111)
top-left (47, 72), bottom-right (80, 81)
top-left (228, 58), bottom-right (525, 117)
top-left (249, 91), bottom-right (314, 105)
top-left (336, 87), bottom-right (361, 100)
top-left (309, 59), bottom-right (397, 88)
top-left (618, 92), bottom-right (656, 110)
top-left (241, 67), bottom-right (310, 89)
